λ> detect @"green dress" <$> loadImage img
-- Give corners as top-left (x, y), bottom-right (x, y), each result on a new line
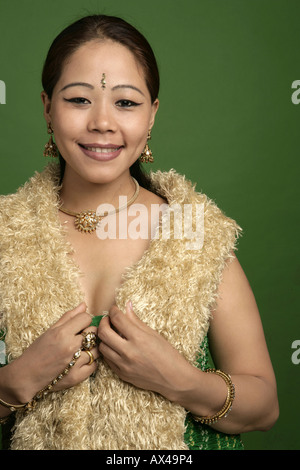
top-left (184, 335), bottom-right (244, 450)
top-left (0, 326), bottom-right (243, 450)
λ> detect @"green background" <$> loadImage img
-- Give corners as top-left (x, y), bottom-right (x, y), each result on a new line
top-left (0, 0), bottom-right (299, 450)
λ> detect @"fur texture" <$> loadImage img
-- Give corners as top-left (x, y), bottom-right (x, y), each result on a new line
top-left (0, 164), bottom-right (241, 450)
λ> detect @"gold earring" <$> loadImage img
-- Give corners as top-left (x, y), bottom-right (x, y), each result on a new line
top-left (140, 129), bottom-right (154, 163)
top-left (44, 122), bottom-right (59, 158)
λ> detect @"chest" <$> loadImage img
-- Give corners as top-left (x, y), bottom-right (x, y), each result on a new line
top-left (0, 174), bottom-right (216, 364)
top-left (65, 229), bottom-right (152, 316)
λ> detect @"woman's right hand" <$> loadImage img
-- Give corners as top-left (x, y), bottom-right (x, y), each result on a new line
top-left (0, 302), bottom-right (100, 409)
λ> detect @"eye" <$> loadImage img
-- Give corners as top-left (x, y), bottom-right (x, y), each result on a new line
top-left (116, 99), bottom-right (141, 108)
top-left (64, 97), bottom-right (90, 105)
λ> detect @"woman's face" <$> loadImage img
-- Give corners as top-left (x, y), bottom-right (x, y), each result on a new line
top-left (41, 40), bottom-right (159, 184)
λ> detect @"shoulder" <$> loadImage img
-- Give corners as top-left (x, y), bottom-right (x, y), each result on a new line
top-left (138, 185), bottom-right (167, 208)
top-left (0, 164), bottom-right (60, 233)
top-left (149, 168), bottom-right (242, 236)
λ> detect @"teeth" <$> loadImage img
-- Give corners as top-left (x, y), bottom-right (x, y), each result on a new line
top-left (84, 146), bottom-right (120, 153)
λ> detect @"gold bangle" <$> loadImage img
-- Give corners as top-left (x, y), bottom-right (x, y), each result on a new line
top-left (0, 397), bottom-right (28, 412)
top-left (0, 349), bottom-right (82, 414)
top-left (192, 368), bottom-right (235, 425)
top-left (0, 415), bottom-right (10, 425)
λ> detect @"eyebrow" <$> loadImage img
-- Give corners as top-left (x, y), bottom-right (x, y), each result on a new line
top-left (112, 84), bottom-right (145, 97)
top-left (59, 82), bottom-right (145, 96)
top-left (59, 82), bottom-right (94, 92)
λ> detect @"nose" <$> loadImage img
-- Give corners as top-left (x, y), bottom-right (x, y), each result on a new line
top-left (87, 102), bottom-right (117, 134)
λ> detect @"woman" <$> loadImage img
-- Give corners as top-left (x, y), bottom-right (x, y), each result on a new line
top-left (0, 15), bottom-right (278, 450)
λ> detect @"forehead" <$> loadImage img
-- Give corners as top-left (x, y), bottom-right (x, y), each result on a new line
top-left (58, 40), bottom-right (146, 89)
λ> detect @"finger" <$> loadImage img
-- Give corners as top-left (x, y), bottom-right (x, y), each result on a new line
top-left (78, 327), bottom-right (99, 353)
top-left (53, 302), bottom-right (88, 328)
top-left (81, 347), bottom-right (100, 367)
top-left (51, 346), bottom-right (99, 391)
top-left (125, 300), bottom-right (140, 321)
top-left (102, 356), bottom-right (122, 376)
top-left (99, 339), bottom-right (122, 364)
top-left (71, 326), bottom-right (99, 354)
top-left (125, 301), bottom-right (152, 335)
top-left (108, 302), bottom-right (142, 340)
top-left (81, 326), bottom-right (98, 335)
top-left (98, 316), bottom-right (126, 354)
top-left (56, 310), bottom-right (93, 337)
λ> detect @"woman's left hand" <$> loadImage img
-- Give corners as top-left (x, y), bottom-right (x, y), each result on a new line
top-left (98, 301), bottom-right (191, 400)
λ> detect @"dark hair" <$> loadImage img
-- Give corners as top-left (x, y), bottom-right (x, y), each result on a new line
top-left (42, 15), bottom-right (160, 189)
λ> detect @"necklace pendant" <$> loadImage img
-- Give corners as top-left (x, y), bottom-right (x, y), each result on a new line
top-left (59, 177), bottom-right (139, 235)
top-left (74, 210), bottom-right (100, 233)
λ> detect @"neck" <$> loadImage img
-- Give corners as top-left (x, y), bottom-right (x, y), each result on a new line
top-left (59, 165), bottom-right (137, 211)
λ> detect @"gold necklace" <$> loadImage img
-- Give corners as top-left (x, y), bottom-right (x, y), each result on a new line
top-left (59, 177), bottom-right (139, 233)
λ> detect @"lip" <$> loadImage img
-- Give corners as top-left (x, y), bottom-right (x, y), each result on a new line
top-left (78, 143), bottom-right (124, 162)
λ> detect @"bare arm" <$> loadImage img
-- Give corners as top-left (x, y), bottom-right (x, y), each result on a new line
top-left (98, 256), bottom-right (279, 434)
top-left (169, 255), bottom-right (279, 433)
top-left (0, 303), bottom-right (100, 420)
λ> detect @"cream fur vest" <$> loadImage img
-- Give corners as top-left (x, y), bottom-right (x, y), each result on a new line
top-left (0, 164), bottom-right (241, 450)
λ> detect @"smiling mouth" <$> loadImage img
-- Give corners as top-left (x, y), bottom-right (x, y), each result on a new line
top-left (79, 144), bottom-right (123, 153)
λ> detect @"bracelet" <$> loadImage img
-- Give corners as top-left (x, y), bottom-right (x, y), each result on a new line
top-left (0, 415), bottom-right (10, 425)
top-left (192, 368), bottom-right (235, 425)
top-left (0, 349), bottom-right (82, 414)
top-left (29, 348), bottom-right (82, 408)
top-left (0, 397), bottom-right (28, 412)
